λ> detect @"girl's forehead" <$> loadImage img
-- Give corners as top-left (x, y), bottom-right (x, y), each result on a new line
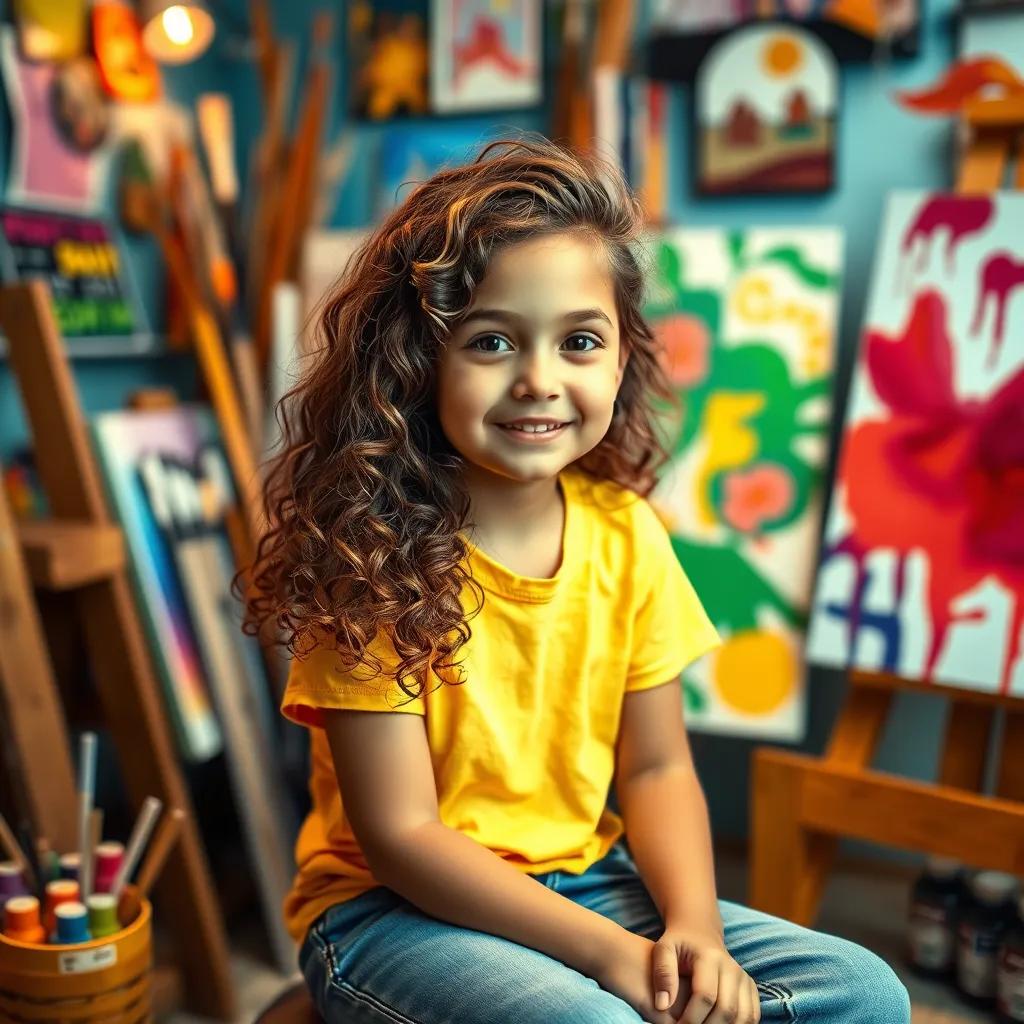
top-left (477, 233), bottom-right (614, 294)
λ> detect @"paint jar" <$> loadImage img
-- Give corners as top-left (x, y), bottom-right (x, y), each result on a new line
top-left (956, 871), bottom-right (1019, 1006)
top-left (997, 893), bottom-right (1024, 1023)
top-left (906, 855), bottom-right (963, 979)
top-left (0, 884), bottom-right (151, 1023)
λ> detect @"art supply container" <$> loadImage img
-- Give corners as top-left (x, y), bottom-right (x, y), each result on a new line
top-left (0, 885), bottom-right (152, 1023)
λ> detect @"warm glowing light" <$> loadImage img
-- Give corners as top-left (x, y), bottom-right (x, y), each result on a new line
top-left (762, 35), bottom-right (803, 77)
top-left (161, 6), bottom-right (195, 47)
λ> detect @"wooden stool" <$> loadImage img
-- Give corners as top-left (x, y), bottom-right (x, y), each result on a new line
top-left (254, 980), bottom-right (325, 1023)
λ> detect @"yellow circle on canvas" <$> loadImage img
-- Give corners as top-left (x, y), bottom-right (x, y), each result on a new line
top-left (762, 35), bottom-right (803, 77)
top-left (712, 630), bottom-right (795, 715)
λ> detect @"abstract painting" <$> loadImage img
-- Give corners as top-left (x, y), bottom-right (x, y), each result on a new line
top-left (430, 0), bottom-right (542, 113)
top-left (695, 22), bottom-right (838, 195)
top-left (642, 226), bottom-right (842, 739)
top-left (806, 192), bottom-right (1024, 698)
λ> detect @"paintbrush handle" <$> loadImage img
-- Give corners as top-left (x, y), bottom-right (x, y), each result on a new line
top-left (134, 808), bottom-right (185, 902)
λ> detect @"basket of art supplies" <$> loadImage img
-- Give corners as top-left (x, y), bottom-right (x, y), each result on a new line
top-left (0, 734), bottom-right (185, 1024)
top-left (0, 883), bottom-right (152, 1023)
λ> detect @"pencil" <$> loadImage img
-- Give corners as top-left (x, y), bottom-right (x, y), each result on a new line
top-left (109, 796), bottom-right (162, 900)
top-left (77, 732), bottom-right (97, 901)
top-left (117, 808), bottom-right (184, 925)
top-left (0, 813), bottom-right (30, 882)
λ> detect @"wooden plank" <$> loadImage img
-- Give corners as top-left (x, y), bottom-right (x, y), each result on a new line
top-left (794, 754), bottom-right (1024, 874)
top-left (939, 702), bottom-right (993, 790)
top-left (18, 520), bottom-right (124, 589)
top-left (996, 711), bottom-right (1024, 802)
top-left (957, 126), bottom-right (1008, 191)
top-left (851, 668), bottom-right (1024, 709)
top-left (749, 750), bottom-right (834, 926)
top-left (0, 280), bottom-right (237, 1021)
top-left (0, 471), bottom-right (78, 853)
top-left (825, 676), bottom-right (893, 765)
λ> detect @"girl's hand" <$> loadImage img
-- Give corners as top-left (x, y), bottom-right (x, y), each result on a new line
top-left (651, 924), bottom-right (760, 1024)
top-left (591, 930), bottom-right (691, 1024)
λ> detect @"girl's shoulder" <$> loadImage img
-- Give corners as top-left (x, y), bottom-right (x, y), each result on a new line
top-left (563, 467), bottom-right (664, 544)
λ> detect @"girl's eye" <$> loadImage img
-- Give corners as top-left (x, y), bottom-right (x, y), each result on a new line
top-left (469, 334), bottom-right (512, 353)
top-left (563, 334), bottom-right (602, 353)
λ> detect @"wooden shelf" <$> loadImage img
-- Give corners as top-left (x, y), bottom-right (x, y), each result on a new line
top-left (18, 520), bottom-right (125, 590)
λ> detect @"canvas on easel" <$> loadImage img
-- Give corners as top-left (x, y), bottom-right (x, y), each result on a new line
top-left (749, 92), bottom-right (1024, 930)
top-left (807, 190), bottom-right (1024, 698)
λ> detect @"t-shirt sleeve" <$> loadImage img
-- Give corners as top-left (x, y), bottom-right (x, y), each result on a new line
top-left (625, 500), bottom-right (722, 693)
top-left (281, 631), bottom-right (427, 729)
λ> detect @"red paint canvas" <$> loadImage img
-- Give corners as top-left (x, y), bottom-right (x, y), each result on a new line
top-left (807, 192), bottom-right (1024, 697)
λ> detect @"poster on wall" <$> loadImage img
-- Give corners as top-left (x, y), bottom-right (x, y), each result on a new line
top-left (429, 0), bottom-right (542, 113)
top-left (806, 191), bottom-right (1024, 698)
top-left (0, 26), bottom-right (114, 214)
top-left (648, 0), bottom-right (921, 80)
top-left (0, 208), bottom-right (143, 343)
top-left (349, 0), bottom-right (430, 119)
top-left (695, 22), bottom-right (838, 195)
top-left (643, 226), bottom-right (842, 740)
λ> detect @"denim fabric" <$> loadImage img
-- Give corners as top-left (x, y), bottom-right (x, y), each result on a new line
top-left (298, 839), bottom-right (911, 1023)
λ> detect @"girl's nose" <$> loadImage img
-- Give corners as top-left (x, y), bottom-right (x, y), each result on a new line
top-left (511, 350), bottom-right (560, 400)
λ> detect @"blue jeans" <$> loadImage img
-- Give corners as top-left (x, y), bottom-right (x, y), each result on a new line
top-left (298, 838), bottom-right (911, 1023)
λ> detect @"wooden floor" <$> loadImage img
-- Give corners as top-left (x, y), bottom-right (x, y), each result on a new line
top-left (166, 844), bottom-right (992, 1023)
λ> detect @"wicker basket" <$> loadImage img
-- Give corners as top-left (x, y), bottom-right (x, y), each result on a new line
top-left (0, 886), bottom-right (151, 1023)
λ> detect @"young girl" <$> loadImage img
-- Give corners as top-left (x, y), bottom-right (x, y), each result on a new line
top-left (246, 135), bottom-right (912, 1024)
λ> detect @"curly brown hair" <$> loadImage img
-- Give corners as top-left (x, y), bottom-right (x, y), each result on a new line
top-left (241, 133), bottom-right (679, 705)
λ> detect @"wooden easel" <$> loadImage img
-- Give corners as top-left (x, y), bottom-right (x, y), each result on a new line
top-left (0, 280), bottom-right (237, 1019)
top-left (750, 98), bottom-right (1024, 924)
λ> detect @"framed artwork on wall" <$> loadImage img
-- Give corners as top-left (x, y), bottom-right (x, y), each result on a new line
top-left (429, 0), bottom-right (542, 114)
top-left (694, 22), bottom-right (838, 195)
top-left (648, 0), bottom-right (921, 81)
top-left (349, 0), bottom-right (430, 120)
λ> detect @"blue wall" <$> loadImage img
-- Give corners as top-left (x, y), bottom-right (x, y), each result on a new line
top-left (1, 0), bottom-right (968, 856)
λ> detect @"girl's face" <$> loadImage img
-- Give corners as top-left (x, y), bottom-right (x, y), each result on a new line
top-left (436, 231), bottom-right (625, 485)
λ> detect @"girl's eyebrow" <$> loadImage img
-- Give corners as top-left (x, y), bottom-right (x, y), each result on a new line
top-left (459, 307), bottom-right (614, 329)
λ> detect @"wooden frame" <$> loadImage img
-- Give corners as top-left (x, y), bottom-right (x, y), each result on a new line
top-left (749, 106), bottom-right (1024, 925)
top-left (0, 280), bottom-right (237, 1019)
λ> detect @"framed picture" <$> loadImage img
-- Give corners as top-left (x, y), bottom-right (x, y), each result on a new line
top-left (429, 0), bottom-right (542, 114)
top-left (694, 22), bottom-right (838, 195)
top-left (642, 226), bottom-right (842, 740)
top-left (349, 0), bottom-right (430, 120)
top-left (806, 191), bottom-right (1024, 698)
top-left (648, 0), bottom-right (921, 80)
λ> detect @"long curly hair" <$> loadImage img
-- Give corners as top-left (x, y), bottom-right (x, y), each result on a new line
top-left (241, 134), bottom-right (679, 705)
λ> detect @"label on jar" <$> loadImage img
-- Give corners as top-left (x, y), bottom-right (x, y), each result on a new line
top-left (958, 923), bottom-right (1000, 998)
top-left (909, 904), bottom-right (954, 970)
top-left (997, 947), bottom-right (1024, 1021)
top-left (58, 943), bottom-right (117, 975)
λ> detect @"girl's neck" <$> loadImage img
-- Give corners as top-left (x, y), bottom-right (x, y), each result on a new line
top-left (460, 465), bottom-right (566, 559)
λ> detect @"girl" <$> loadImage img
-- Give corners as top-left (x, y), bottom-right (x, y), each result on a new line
top-left (245, 135), bottom-right (912, 1024)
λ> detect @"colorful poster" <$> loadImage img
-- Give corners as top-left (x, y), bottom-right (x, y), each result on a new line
top-left (430, 0), bottom-right (542, 113)
top-left (807, 192), bottom-right (1024, 698)
top-left (695, 22), bottom-right (838, 195)
top-left (643, 227), bottom-right (842, 739)
top-left (0, 27), bottom-right (113, 213)
top-left (0, 208), bottom-right (139, 338)
top-left (92, 407), bottom-right (224, 763)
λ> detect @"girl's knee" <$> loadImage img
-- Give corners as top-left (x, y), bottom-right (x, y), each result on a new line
top-left (822, 937), bottom-right (911, 1024)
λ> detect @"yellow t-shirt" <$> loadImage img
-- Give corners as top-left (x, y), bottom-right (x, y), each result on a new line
top-left (279, 466), bottom-right (721, 945)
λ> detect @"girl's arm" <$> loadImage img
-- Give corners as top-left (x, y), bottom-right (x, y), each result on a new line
top-left (613, 678), bottom-right (723, 937)
top-left (323, 708), bottom-right (629, 976)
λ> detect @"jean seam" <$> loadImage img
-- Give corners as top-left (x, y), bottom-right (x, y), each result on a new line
top-left (756, 981), bottom-right (796, 1022)
top-left (328, 976), bottom-right (423, 1024)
